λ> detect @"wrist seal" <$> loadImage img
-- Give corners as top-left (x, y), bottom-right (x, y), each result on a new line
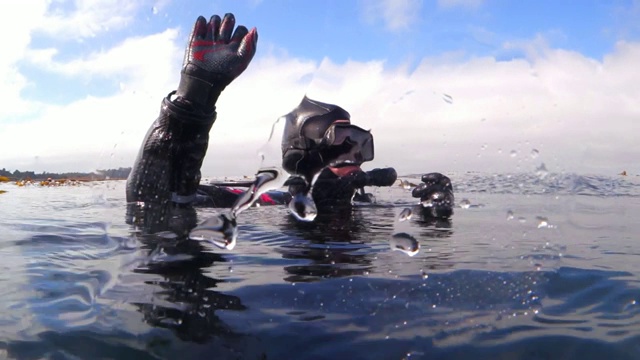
top-left (176, 64), bottom-right (229, 111)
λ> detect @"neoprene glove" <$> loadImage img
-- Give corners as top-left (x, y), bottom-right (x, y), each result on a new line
top-left (175, 13), bottom-right (258, 111)
top-left (412, 172), bottom-right (455, 218)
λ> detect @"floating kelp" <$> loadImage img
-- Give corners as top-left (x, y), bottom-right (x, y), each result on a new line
top-left (397, 179), bottom-right (417, 190)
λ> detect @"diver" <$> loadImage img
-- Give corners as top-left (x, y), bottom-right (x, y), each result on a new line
top-left (126, 13), bottom-right (454, 233)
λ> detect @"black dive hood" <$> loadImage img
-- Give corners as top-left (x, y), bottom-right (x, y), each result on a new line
top-left (281, 96), bottom-right (373, 181)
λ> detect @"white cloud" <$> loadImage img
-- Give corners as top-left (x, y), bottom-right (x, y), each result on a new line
top-left (0, 24), bottom-right (183, 173)
top-left (25, 28), bottom-right (182, 91)
top-left (202, 40), bottom-right (640, 177)
top-left (360, 0), bottom-right (423, 32)
top-left (2, 9), bottom-right (639, 178)
top-left (0, 0), bottom-right (161, 121)
top-left (34, 0), bottom-right (147, 40)
top-left (0, 0), bottom-right (48, 120)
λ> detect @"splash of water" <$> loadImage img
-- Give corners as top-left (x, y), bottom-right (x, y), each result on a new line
top-left (230, 168), bottom-right (288, 218)
top-left (288, 171), bottom-right (321, 222)
top-left (189, 116), bottom-right (320, 250)
top-left (189, 167), bottom-right (289, 250)
top-left (259, 115), bottom-right (319, 221)
top-left (189, 212), bottom-right (238, 250)
top-left (398, 207), bottom-right (413, 222)
top-left (289, 191), bottom-right (318, 221)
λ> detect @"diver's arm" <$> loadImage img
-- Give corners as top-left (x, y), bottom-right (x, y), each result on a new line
top-left (292, 167), bottom-right (397, 206)
top-left (126, 13), bottom-right (257, 206)
top-left (363, 167), bottom-right (397, 187)
top-left (126, 95), bottom-right (215, 205)
top-left (308, 167), bottom-right (397, 190)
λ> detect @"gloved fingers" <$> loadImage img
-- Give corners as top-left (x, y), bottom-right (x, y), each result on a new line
top-left (219, 13), bottom-right (236, 42)
top-left (411, 182), bottom-right (429, 198)
top-left (231, 25), bottom-right (249, 42)
top-left (421, 172), bottom-right (451, 187)
top-left (412, 173), bottom-right (454, 200)
top-left (207, 15), bottom-right (221, 41)
top-left (236, 27), bottom-right (258, 61)
top-left (191, 16), bottom-right (208, 42)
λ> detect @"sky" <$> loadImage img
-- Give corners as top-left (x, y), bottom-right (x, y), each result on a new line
top-left (1, 0), bottom-right (639, 177)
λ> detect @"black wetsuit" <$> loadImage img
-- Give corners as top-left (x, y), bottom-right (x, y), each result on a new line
top-left (125, 93), bottom-right (451, 235)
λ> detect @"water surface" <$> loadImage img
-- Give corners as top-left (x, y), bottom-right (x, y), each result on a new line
top-left (1, 173), bottom-right (639, 359)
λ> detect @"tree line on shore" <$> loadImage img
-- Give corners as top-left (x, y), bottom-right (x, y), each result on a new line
top-left (0, 167), bottom-right (132, 181)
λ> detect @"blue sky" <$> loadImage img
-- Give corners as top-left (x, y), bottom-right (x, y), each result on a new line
top-left (1, 0), bottom-right (639, 176)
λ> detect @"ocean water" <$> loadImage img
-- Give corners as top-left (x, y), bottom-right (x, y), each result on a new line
top-left (0, 172), bottom-right (639, 360)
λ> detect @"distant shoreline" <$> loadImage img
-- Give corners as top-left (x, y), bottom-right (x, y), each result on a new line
top-left (0, 167), bottom-right (132, 182)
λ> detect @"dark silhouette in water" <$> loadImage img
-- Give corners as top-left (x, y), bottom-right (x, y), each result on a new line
top-left (132, 238), bottom-right (243, 343)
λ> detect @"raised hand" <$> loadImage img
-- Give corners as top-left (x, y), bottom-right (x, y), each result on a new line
top-left (176, 13), bottom-right (258, 110)
top-left (412, 172), bottom-right (454, 218)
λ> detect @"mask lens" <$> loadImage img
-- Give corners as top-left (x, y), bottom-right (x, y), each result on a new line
top-left (323, 124), bottom-right (374, 163)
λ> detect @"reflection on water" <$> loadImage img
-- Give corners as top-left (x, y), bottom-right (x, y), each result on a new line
top-left (132, 238), bottom-right (244, 343)
top-left (129, 189), bottom-right (458, 346)
top-left (1, 173), bottom-right (640, 359)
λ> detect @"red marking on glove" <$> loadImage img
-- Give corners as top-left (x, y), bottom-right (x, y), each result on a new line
top-left (193, 47), bottom-right (223, 61)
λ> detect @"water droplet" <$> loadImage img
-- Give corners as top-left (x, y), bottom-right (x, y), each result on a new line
top-left (536, 216), bottom-right (549, 228)
top-left (510, 150), bottom-right (518, 158)
top-left (390, 233), bottom-right (420, 256)
top-left (442, 94), bottom-right (453, 104)
top-left (535, 163), bottom-right (548, 179)
top-left (506, 210), bottom-right (514, 220)
top-left (289, 191), bottom-right (317, 222)
top-left (481, 143), bottom-right (487, 151)
top-left (459, 199), bottom-right (471, 209)
top-left (151, 6), bottom-right (158, 14)
top-left (191, 167), bottom-right (293, 250)
top-left (398, 208), bottom-right (413, 222)
top-left (231, 168), bottom-right (287, 218)
top-left (530, 149), bottom-right (539, 159)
